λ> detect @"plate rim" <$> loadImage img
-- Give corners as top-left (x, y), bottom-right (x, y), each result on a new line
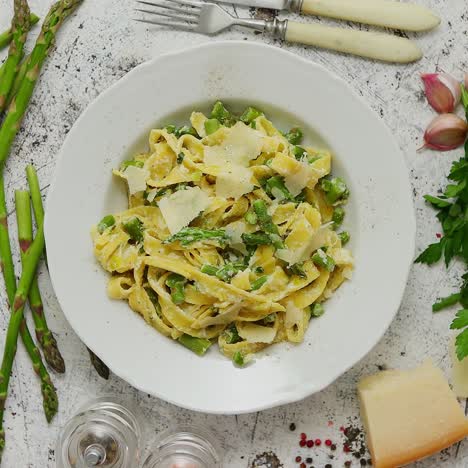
top-left (45, 40), bottom-right (416, 414)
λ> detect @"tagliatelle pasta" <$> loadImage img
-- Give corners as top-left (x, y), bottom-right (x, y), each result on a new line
top-left (91, 102), bottom-right (354, 365)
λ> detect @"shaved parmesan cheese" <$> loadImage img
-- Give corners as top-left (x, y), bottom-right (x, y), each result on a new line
top-left (146, 188), bottom-right (158, 203)
top-left (276, 224), bottom-right (332, 265)
top-left (270, 187), bottom-right (286, 201)
top-left (285, 301), bottom-right (303, 328)
top-left (451, 337), bottom-right (468, 398)
top-left (216, 165), bottom-right (253, 199)
top-left (190, 111), bottom-right (208, 138)
top-left (158, 187), bottom-right (210, 235)
top-left (204, 122), bottom-right (263, 167)
top-left (124, 165), bottom-right (149, 194)
top-left (237, 322), bottom-right (276, 344)
top-left (284, 162), bottom-right (313, 197)
top-left (225, 221), bottom-right (248, 254)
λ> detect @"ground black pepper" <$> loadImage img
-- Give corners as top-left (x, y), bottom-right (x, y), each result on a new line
top-left (251, 452), bottom-right (283, 468)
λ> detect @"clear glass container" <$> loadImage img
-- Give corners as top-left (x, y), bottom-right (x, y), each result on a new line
top-left (142, 425), bottom-right (221, 468)
top-left (56, 397), bottom-right (142, 468)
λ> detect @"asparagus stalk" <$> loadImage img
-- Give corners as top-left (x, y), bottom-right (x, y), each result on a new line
top-left (0, 0), bottom-right (84, 166)
top-left (0, 223), bottom-right (55, 455)
top-left (87, 349), bottom-right (109, 380)
top-left (4, 56), bottom-right (29, 109)
top-left (0, 12), bottom-right (39, 50)
top-left (16, 190), bottom-right (65, 373)
top-left (163, 227), bottom-right (229, 247)
top-left (0, 0), bottom-right (31, 113)
top-left (252, 200), bottom-right (284, 249)
top-left (178, 334), bottom-right (212, 356)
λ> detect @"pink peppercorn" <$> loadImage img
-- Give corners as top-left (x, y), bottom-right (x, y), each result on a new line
top-left (306, 440), bottom-right (314, 448)
top-left (295, 456), bottom-right (302, 463)
top-left (300, 432), bottom-right (307, 440)
top-left (315, 439), bottom-right (322, 446)
top-left (300, 463), bottom-right (306, 468)
top-left (325, 439), bottom-right (332, 446)
top-left (299, 440), bottom-right (306, 447)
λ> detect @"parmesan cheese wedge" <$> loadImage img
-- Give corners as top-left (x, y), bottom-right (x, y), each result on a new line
top-left (124, 165), bottom-right (149, 195)
top-left (237, 322), bottom-right (276, 344)
top-left (358, 360), bottom-right (468, 468)
top-left (158, 187), bottom-right (210, 235)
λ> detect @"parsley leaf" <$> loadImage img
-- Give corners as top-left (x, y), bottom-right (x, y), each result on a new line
top-left (455, 327), bottom-right (468, 361)
top-left (424, 195), bottom-right (451, 209)
top-left (415, 241), bottom-right (444, 264)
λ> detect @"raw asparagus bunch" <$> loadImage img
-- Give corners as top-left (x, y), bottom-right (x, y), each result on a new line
top-left (0, 0), bottom-right (58, 424)
top-left (0, 221), bottom-right (48, 455)
top-left (0, 12), bottom-right (39, 50)
top-left (0, 0), bottom-right (32, 113)
top-left (17, 180), bottom-right (65, 373)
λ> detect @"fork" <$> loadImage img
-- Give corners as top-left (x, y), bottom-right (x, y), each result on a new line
top-left (135, 0), bottom-right (422, 63)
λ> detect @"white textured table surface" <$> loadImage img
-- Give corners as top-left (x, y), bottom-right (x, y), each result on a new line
top-left (1, 0), bottom-right (468, 467)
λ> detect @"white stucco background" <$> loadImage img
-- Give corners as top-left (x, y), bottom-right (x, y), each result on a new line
top-left (1, 0), bottom-right (467, 466)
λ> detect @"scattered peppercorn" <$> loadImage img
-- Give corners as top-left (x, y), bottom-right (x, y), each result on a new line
top-left (367, 459), bottom-right (372, 465)
top-left (344, 462), bottom-right (352, 468)
top-left (339, 426), bottom-right (345, 432)
top-left (344, 444), bottom-right (350, 453)
top-left (360, 458), bottom-right (367, 466)
top-left (299, 440), bottom-right (306, 447)
top-left (325, 439), bottom-right (332, 446)
top-left (315, 439), bottom-right (322, 446)
top-left (300, 463), bottom-right (306, 468)
top-left (290, 423), bottom-right (296, 431)
top-left (331, 444), bottom-right (337, 451)
top-left (300, 432), bottom-right (307, 440)
top-left (306, 458), bottom-right (312, 464)
top-left (325, 465), bottom-right (332, 468)
top-left (306, 440), bottom-right (314, 448)
top-left (295, 456), bottom-right (302, 463)
top-left (354, 452), bottom-right (361, 459)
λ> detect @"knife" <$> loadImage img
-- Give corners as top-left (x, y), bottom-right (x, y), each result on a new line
top-left (228, 0), bottom-right (441, 32)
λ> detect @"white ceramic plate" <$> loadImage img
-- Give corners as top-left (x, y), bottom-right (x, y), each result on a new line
top-left (46, 41), bottom-right (415, 414)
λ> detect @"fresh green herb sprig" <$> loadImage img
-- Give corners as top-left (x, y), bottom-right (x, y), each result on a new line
top-left (416, 91), bottom-right (468, 360)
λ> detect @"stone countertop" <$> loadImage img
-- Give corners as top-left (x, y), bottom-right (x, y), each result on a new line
top-left (1, 0), bottom-right (467, 466)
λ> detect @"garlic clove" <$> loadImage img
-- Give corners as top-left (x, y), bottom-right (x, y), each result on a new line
top-left (421, 73), bottom-right (461, 113)
top-left (422, 113), bottom-right (468, 151)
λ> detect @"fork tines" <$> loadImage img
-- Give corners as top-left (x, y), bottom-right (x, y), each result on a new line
top-left (135, 0), bottom-right (205, 31)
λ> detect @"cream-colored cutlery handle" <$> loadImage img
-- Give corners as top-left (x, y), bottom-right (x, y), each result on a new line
top-left (285, 21), bottom-right (422, 63)
top-left (300, 0), bottom-right (440, 32)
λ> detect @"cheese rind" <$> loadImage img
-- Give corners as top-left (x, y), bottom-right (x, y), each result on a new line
top-left (358, 360), bottom-right (468, 468)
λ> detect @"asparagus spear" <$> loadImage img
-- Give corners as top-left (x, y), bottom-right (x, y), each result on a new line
top-left (16, 190), bottom-right (65, 373)
top-left (0, 0), bottom-right (84, 166)
top-left (0, 223), bottom-right (55, 455)
top-left (0, 12), bottom-right (39, 50)
top-left (178, 334), bottom-right (212, 356)
top-left (0, 0), bottom-right (31, 113)
top-left (4, 56), bottom-right (29, 109)
top-left (252, 200), bottom-right (284, 249)
top-left (87, 349), bottom-right (110, 380)
top-left (163, 227), bottom-right (229, 247)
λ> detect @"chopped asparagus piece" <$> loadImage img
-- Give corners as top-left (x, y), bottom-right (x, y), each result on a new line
top-left (224, 324), bottom-right (241, 344)
top-left (232, 351), bottom-right (245, 366)
top-left (164, 227), bottom-right (229, 247)
top-left (332, 207), bottom-right (345, 227)
top-left (178, 334), bottom-right (212, 356)
top-left (201, 264), bottom-right (219, 276)
top-left (177, 152), bottom-right (184, 164)
top-left (240, 106), bottom-right (263, 124)
top-left (339, 231), bottom-right (350, 245)
top-left (122, 217), bottom-right (144, 243)
top-left (251, 275), bottom-right (268, 291)
top-left (286, 263), bottom-right (307, 278)
top-left (144, 287), bottom-right (162, 317)
top-left (262, 313), bottom-right (276, 323)
top-left (252, 200), bottom-right (283, 249)
top-left (204, 118), bottom-right (221, 135)
top-left (254, 266), bottom-right (264, 274)
top-left (166, 273), bottom-right (187, 304)
top-left (241, 232), bottom-right (272, 246)
top-left (284, 127), bottom-right (303, 145)
top-left (175, 125), bottom-right (199, 138)
top-left (165, 124), bottom-right (176, 134)
top-left (312, 249), bottom-right (335, 272)
top-left (210, 101), bottom-right (236, 126)
top-left (97, 215), bottom-right (115, 234)
top-left (120, 159), bottom-right (144, 170)
top-left (320, 177), bottom-right (350, 204)
top-left (244, 208), bottom-right (258, 225)
top-left (216, 262), bottom-right (245, 282)
top-left (265, 176), bottom-right (293, 201)
top-left (310, 303), bottom-right (325, 317)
